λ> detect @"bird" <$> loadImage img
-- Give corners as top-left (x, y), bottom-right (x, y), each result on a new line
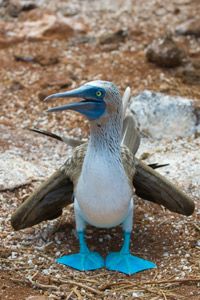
top-left (11, 81), bottom-right (195, 275)
top-left (46, 80), bottom-right (157, 274)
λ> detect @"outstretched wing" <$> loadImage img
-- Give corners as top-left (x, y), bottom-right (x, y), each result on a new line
top-left (11, 167), bottom-right (73, 230)
top-left (11, 143), bottom-right (87, 230)
top-left (121, 109), bottom-right (194, 216)
top-left (133, 159), bottom-right (194, 216)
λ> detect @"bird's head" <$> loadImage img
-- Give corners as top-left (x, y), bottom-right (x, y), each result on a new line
top-left (45, 81), bottom-right (122, 121)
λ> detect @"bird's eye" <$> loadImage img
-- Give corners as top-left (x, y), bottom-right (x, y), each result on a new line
top-left (96, 91), bottom-right (102, 97)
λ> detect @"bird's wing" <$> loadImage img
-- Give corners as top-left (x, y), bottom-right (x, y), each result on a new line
top-left (120, 147), bottom-right (194, 216)
top-left (11, 143), bottom-right (88, 230)
top-left (133, 159), bottom-right (195, 216)
top-left (11, 166), bottom-right (73, 230)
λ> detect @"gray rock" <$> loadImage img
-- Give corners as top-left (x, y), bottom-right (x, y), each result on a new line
top-left (130, 91), bottom-right (199, 139)
top-left (0, 151), bottom-right (47, 191)
top-left (137, 135), bottom-right (200, 190)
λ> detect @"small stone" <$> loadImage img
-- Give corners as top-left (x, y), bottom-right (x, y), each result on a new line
top-left (28, 259), bottom-right (33, 264)
top-left (176, 65), bottom-right (200, 85)
top-left (159, 83), bottom-right (170, 93)
top-left (11, 251), bottom-right (17, 259)
top-left (97, 29), bottom-right (128, 45)
top-left (9, 80), bottom-right (24, 92)
top-left (132, 291), bottom-right (144, 297)
top-left (146, 35), bottom-right (185, 68)
top-left (5, 0), bottom-right (37, 18)
top-left (0, 247), bottom-right (12, 258)
top-left (21, 14), bottom-right (74, 40)
top-left (176, 18), bottom-right (200, 37)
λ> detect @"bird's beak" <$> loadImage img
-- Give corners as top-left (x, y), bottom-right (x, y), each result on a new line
top-left (45, 85), bottom-right (106, 120)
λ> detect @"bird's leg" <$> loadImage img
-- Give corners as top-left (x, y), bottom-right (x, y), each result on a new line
top-left (78, 231), bottom-right (90, 253)
top-left (120, 231), bottom-right (131, 254)
top-left (105, 200), bottom-right (156, 275)
top-left (56, 199), bottom-right (104, 271)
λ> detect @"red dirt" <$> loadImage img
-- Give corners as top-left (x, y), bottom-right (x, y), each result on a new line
top-left (0, 0), bottom-right (200, 299)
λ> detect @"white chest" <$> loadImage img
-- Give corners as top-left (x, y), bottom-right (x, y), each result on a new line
top-left (75, 153), bottom-right (132, 228)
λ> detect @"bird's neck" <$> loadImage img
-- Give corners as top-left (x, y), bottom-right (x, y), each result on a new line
top-left (87, 113), bottom-right (123, 159)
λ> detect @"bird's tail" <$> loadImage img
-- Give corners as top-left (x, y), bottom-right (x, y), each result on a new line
top-left (121, 87), bottom-right (140, 155)
top-left (27, 128), bottom-right (84, 147)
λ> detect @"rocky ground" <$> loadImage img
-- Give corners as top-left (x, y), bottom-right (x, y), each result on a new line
top-left (0, 0), bottom-right (200, 299)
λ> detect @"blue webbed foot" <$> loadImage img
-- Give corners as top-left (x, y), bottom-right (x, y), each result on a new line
top-left (56, 231), bottom-right (104, 271)
top-left (105, 252), bottom-right (156, 275)
top-left (56, 251), bottom-right (104, 271)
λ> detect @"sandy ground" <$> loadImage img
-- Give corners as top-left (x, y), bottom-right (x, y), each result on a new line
top-left (0, 0), bottom-right (200, 299)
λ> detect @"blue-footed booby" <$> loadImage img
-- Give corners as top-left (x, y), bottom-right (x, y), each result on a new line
top-left (11, 81), bottom-right (195, 275)
top-left (44, 80), bottom-right (155, 274)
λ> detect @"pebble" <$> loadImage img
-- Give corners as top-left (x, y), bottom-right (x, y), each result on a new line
top-left (11, 251), bottom-right (18, 259)
top-left (196, 240), bottom-right (200, 247)
top-left (146, 35), bottom-right (185, 68)
top-left (176, 18), bottom-right (200, 37)
top-left (132, 291), bottom-right (144, 297)
top-left (42, 269), bottom-right (50, 275)
top-left (28, 259), bottom-right (33, 265)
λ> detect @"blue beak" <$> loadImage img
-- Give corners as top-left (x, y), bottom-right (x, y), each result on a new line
top-left (45, 85), bottom-right (106, 120)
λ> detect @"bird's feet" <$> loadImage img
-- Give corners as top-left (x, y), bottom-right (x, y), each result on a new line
top-left (56, 251), bottom-right (104, 271)
top-left (105, 252), bottom-right (156, 275)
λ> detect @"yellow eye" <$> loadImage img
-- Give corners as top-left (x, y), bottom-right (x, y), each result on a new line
top-left (96, 91), bottom-right (102, 97)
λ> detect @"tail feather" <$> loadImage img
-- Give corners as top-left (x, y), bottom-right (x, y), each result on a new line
top-left (122, 86), bottom-right (131, 120)
top-left (28, 128), bottom-right (83, 147)
top-left (121, 87), bottom-right (140, 154)
top-left (28, 128), bottom-right (63, 141)
top-left (121, 113), bottom-right (140, 155)
top-left (148, 163), bottom-right (169, 169)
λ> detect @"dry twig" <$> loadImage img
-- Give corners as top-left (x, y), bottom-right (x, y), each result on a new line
top-left (52, 277), bottom-right (103, 295)
top-left (72, 287), bottom-right (83, 300)
top-left (99, 276), bottom-right (200, 291)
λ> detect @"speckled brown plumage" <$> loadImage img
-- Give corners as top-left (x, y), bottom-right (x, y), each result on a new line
top-left (64, 142), bottom-right (135, 188)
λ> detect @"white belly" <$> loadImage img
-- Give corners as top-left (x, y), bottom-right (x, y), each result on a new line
top-left (75, 157), bottom-right (132, 228)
